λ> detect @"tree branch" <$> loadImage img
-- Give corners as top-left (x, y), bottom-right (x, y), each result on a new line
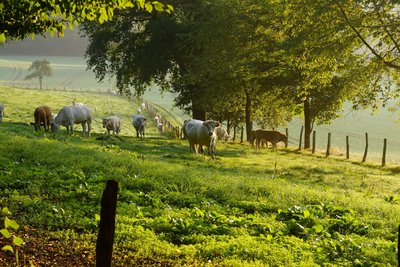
top-left (337, 4), bottom-right (400, 70)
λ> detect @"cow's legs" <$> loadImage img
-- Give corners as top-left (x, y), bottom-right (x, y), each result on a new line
top-left (81, 122), bottom-right (86, 136)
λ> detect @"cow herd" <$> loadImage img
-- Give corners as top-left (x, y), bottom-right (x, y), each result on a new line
top-left (0, 100), bottom-right (289, 158)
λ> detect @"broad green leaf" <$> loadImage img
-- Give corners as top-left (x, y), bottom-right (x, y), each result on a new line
top-left (0, 33), bottom-right (6, 44)
top-left (1, 207), bottom-right (10, 215)
top-left (312, 224), bottom-right (324, 233)
top-left (303, 209), bottom-right (310, 218)
top-left (2, 245), bottom-right (13, 253)
top-left (266, 234), bottom-right (273, 241)
top-left (5, 217), bottom-right (20, 231)
top-left (13, 236), bottom-right (24, 246)
top-left (0, 229), bottom-right (11, 238)
top-left (95, 214), bottom-right (101, 221)
top-left (145, 3), bottom-right (153, 13)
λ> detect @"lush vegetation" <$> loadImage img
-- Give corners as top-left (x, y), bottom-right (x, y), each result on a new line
top-left (0, 87), bottom-right (399, 266)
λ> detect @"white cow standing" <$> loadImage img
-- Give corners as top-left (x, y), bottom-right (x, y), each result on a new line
top-left (102, 116), bottom-right (121, 135)
top-left (51, 105), bottom-right (92, 136)
top-left (184, 119), bottom-right (220, 158)
top-left (215, 126), bottom-right (230, 142)
top-left (132, 114), bottom-right (147, 139)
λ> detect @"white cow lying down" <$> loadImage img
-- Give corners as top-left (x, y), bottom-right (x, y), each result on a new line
top-left (51, 105), bottom-right (92, 136)
top-left (184, 119), bottom-right (220, 158)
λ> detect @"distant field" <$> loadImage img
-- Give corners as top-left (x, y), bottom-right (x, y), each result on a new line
top-left (1, 55), bottom-right (400, 163)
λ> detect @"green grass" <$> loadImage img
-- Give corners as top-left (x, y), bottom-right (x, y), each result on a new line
top-left (0, 86), bottom-right (400, 266)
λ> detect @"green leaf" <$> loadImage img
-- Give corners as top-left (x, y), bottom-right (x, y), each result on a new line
top-left (303, 209), bottom-right (310, 218)
top-left (1, 207), bottom-right (10, 215)
top-left (0, 33), bottom-right (6, 44)
top-left (266, 234), bottom-right (273, 241)
top-left (0, 229), bottom-right (11, 238)
top-left (95, 214), bottom-right (101, 221)
top-left (5, 217), bottom-right (20, 231)
top-left (2, 245), bottom-right (13, 253)
top-left (312, 224), bottom-right (324, 233)
top-left (145, 3), bottom-right (153, 13)
top-left (13, 237), bottom-right (24, 246)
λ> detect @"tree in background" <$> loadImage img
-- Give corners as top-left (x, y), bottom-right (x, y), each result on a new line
top-left (82, 0), bottom-right (398, 144)
top-left (24, 60), bottom-right (52, 90)
top-left (0, 0), bottom-right (173, 43)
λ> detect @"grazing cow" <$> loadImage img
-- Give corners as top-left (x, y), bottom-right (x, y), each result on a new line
top-left (102, 116), bottom-right (121, 135)
top-left (157, 123), bottom-right (164, 133)
top-left (0, 103), bottom-right (4, 122)
top-left (141, 102), bottom-right (146, 110)
top-left (154, 116), bottom-right (159, 126)
top-left (215, 126), bottom-right (230, 142)
top-left (30, 105), bottom-right (52, 131)
top-left (51, 105), bottom-right (92, 137)
top-left (132, 114), bottom-right (147, 139)
top-left (184, 119), bottom-right (220, 158)
top-left (255, 129), bottom-right (288, 150)
top-left (111, 90), bottom-right (117, 96)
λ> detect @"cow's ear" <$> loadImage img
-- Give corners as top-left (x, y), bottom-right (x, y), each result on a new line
top-left (203, 121), bottom-right (207, 126)
top-left (215, 121), bottom-right (220, 127)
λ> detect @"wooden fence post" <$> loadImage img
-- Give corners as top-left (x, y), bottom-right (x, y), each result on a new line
top-left (326, 133), bottom-right (331, 157)
top-left (312, 130), bottom-right (316, 154)
top-left (96, 180), bottom-right (119, 267)
top-left (397, 224), bottom-right (400, 267)
top-left (382, 138), bottom-right (387, 167)
top-left (298, 126), bottom-right (303, 151)
top-left (346, 136), bottom-right (349, 159)
top-left (362, 132), bottom-right (368, 163)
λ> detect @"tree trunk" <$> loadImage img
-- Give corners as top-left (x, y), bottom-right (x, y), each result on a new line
top-left (245, 91), bottom-right (252, 142)
top-left (39, 76), bottom-right (43, 90)
top-left (191, 89), bottom-right (206, 121)
top-left (304, 97), bottom-right (312, 149)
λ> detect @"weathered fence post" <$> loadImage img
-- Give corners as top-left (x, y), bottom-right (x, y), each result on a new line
top-left (398, 224), bottom-right (400, 267)
top-left (285, 128), bottom-right (289, 148)
top-left (96, 180), bottom-right (119, 267)
top-left (298, 126), bottom-right (303, 151)
top-left (312, 130), bottom-right (316, 154)
top-left (362, 132), bottom-right (368, 163)
top-left (346, 136), bottom-right (349, 160)
top-left (382, 138), bottom-right (387, 167)
top-left (326, 133), bottom-right (331, 157)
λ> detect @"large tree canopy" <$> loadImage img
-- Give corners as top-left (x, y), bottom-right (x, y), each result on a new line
top-left (0, 0), bottom-right (173, 43)
top-left (82, 0), bottom-right (398, 144)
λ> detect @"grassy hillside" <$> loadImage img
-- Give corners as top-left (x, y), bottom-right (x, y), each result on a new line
top-left (0, 87), bottom-right (399, 266)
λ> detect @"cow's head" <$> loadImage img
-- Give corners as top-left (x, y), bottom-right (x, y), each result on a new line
top-left (102, 118), bottom-right (108, 128)
top-left (203, 120), bottom-right (220, 136)
top-left (51, 122), bottom-right (59, 133)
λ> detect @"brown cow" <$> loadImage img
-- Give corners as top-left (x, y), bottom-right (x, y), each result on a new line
top-left (30, 105), bottom-right (52, 131)
top-left (255, 129), bottom-right (288, 150)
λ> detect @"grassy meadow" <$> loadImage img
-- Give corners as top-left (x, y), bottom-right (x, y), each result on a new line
top-left (0, 86), bottom-right (400, 266)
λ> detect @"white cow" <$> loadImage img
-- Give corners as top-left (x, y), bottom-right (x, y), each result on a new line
top-left (184, 119), bottom-right (220, 158)
top-left (132, 114), bottom-right (147, 139)
top-left (215, 126), bottom-right (230, 142)
top-left (51, 105), bottom-right (92, 137)
top-left (0, 103), bottom-right (4, 122)
top-left (102, 116), bottom-right (121, 135)
top-left (157, 123), bottom-right (164, 133)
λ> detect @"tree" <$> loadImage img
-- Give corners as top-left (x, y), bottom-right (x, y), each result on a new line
top-left (24, 60), bottom-right (53, 90)
top-left (0, 0), bottom-right (173, 43)
top-left (337, 0), bottom-right (400, 71)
